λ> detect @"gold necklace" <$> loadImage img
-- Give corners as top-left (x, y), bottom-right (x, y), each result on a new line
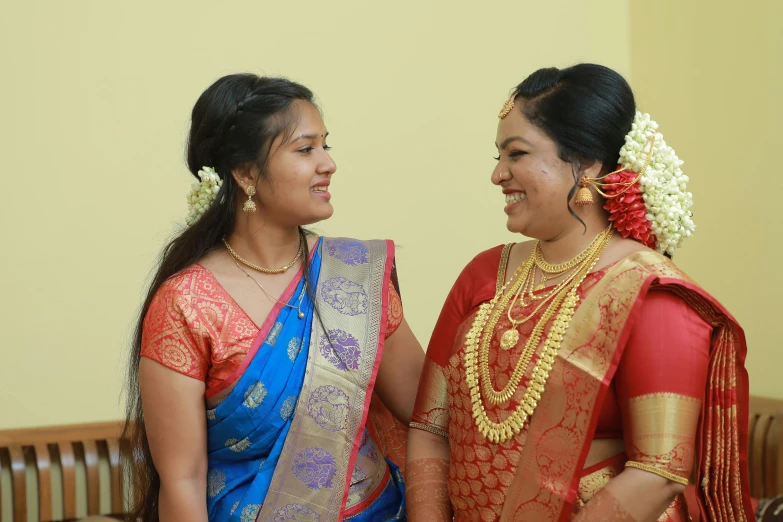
top-left (231, 258), bottom-right (307, 319)
top-left (464, 229), bottom-right (612, 443)
top-left (507, 266), bottom-right (584, 332)
top-left (499, 226), bottom-right (612, 351)
top-left (533, 238), bottom-right (597, 274)
top-left (526, 230), bottom-right (610, 296)
top-left (223, 237), bottom-right (304, 275)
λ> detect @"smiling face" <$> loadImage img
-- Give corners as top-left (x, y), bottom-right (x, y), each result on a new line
top-left (491, 98), bottom-right (583, 240)
top-left (240, 100), bottom-right (337, 227)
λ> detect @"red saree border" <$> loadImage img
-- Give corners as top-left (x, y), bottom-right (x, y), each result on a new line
top-left (338, 240), bottom-right (395, 519)
top-left (342, 465), bottom-right (392, 518)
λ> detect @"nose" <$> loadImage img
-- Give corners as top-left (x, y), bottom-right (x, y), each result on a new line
top-left (318, 150), bottom-right (336, 176)
top-left (491, 163), bottom-right (507, 185)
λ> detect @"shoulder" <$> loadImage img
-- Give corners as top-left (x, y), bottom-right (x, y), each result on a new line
top-left (145, 265), bottom-right (212, 321)
top-left (503, 240), bottom-right (535, 277)
top-left (321, 236), bottom-right (393, 253)
top-left (604, 248), bottom-right (740, 325)
top-left (155, 265), bottom-right (210, 301)
top-left (450, 243), bottom-right (510, 304)
top-left (608, 248), bottom-right (694, 285)
top-left (465, 243), bottom-right (509, 274)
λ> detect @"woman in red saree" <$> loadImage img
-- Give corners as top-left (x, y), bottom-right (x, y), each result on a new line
top-left (406, 64), bottom-right (753, 522)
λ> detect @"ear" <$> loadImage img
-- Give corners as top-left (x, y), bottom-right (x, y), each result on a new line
top-left (580, 159), bottom-right (604, 180)
top-left (231, 163), bottom-right (259, 194)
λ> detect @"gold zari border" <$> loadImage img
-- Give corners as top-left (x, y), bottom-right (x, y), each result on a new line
top-left (496, 243), bottom-right (514, 294)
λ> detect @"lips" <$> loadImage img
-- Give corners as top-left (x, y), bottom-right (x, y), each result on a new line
top-left (311, 183), bottom-right (331, 201)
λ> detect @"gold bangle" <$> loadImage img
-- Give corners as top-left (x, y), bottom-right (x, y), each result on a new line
top-left (409, 422), bottom-right (448, 439)
top-left (625, 461), bottom-right (689, 486)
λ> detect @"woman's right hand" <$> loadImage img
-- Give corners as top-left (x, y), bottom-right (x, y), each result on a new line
top-left (140, 358), bottom-right (209, 522)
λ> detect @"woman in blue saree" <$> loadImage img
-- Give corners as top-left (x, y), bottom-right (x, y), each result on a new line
top-left (125, 74), bottom-right (423, 522)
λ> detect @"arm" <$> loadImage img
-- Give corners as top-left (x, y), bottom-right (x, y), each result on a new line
top-left (375, 317), bottom-right (425, 425)
top-left (139, 280), bottom-right (211, 522)
top-left (406, 428), bottom-right (452, 521)
top-left (404, 248), bottom-right (500, 521)
top-left (405, 276), bottom-right (473, 521)
top-left (140, 359), bottom-right (209, 522)
top-left (573, 288), bottom-right (711, 521)
top-left (406, 356), bottom-right (454, 522)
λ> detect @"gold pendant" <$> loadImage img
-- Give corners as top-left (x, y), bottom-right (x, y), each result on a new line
top-left (500, 328), bottom-right (519, 350)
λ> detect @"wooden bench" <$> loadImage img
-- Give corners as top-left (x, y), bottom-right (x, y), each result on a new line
top-left (0, 421), bottom-right (130, 521)
top-left (2, 397), bottom-right (782, 521)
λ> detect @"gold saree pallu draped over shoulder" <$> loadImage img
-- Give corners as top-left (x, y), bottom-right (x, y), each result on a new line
top-left (258, 238), bottom-right (397, 522)
top-left (476, 251), bottom-right (754, 522)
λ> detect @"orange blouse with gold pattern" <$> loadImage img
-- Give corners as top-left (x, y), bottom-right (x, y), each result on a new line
top-left (141, 264), bottom-right (404, 396)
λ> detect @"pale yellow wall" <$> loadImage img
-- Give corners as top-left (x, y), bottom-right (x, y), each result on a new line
top-left (0, 1), bottom-right (633, 429)
top-left (630, 1), bottom-right (783, 399)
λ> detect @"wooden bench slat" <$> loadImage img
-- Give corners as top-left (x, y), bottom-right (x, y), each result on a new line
top-left (58, 441), bottom-right (78, 520)
top-left (33, 443), bottom-right (53, 521)
top-left (83, 439), bottom-right (101, 515)
top-left (106, 437), bottom-right (125, 514)
top-left (8, 444), bottom-right (27, 522)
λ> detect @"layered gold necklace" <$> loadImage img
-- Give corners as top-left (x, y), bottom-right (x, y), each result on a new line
top-left (464, 226), bottom-right (613, 443)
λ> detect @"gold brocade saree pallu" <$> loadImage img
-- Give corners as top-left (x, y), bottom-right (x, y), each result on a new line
top-left (492, 252), bottom-right (752, 522)
top-left (258, 238), bottom-right (394, 522)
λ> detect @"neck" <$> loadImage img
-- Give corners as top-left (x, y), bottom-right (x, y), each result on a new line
top-left (226, 209), bottom-right (302, 270)
top-left (537, 212), bottom-right (610, 264)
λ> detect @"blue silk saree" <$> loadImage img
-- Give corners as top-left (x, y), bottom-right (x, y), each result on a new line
top-left (205, 238), bottom-right (406, 522)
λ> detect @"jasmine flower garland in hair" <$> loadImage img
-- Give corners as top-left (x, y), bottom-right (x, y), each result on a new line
top-left (618, 112), bottom-right (695, 255)
top-left (186, 167), bottom-right (222, 225)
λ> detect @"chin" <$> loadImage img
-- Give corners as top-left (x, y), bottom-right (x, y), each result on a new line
top-left (317, 203), bottom-right (334, 221)
top-left (505, 216), bottom-right (528, 235)
top-left (299, 206), bottom-right (334, 226)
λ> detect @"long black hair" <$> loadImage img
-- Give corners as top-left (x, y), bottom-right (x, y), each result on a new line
top-left (510, 64), bottom-right (636, 227)
top-left (123, 73), bottom-right (316, 522)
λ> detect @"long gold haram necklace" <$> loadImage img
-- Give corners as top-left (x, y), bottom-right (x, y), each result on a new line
top-left (465, 228), bottom-right (613, 443)
top-left (498, 226), bottom-right (612, 351)
top-left (223, 236), bottom-right (304, 275)
top-left (488, 228), bottom-right (612, 405)
top-left (485, 244), bottom-right (598, 406)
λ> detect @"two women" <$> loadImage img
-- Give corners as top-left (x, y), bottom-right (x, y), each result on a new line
top-left (129, 65), bottom-right (753, 522)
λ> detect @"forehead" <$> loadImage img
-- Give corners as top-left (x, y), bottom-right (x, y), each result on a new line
top-left (495, 100), bottom-right (548, 147)
top-left (291, 100), bottom-right (326, 131)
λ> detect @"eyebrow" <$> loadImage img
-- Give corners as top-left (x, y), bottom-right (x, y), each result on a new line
top-left (293, 132), bottom-right (329, 142)
top-left (496, 136), bottom-right (532, 149)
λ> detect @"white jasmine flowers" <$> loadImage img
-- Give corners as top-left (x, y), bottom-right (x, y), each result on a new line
top-left (618, 112), bottom-right (695, 255)
top-left (186, 167), bottom-right (223, 225)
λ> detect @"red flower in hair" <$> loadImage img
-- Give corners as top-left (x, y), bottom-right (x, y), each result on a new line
top-left (602, 169), bottom-right (655, 249)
